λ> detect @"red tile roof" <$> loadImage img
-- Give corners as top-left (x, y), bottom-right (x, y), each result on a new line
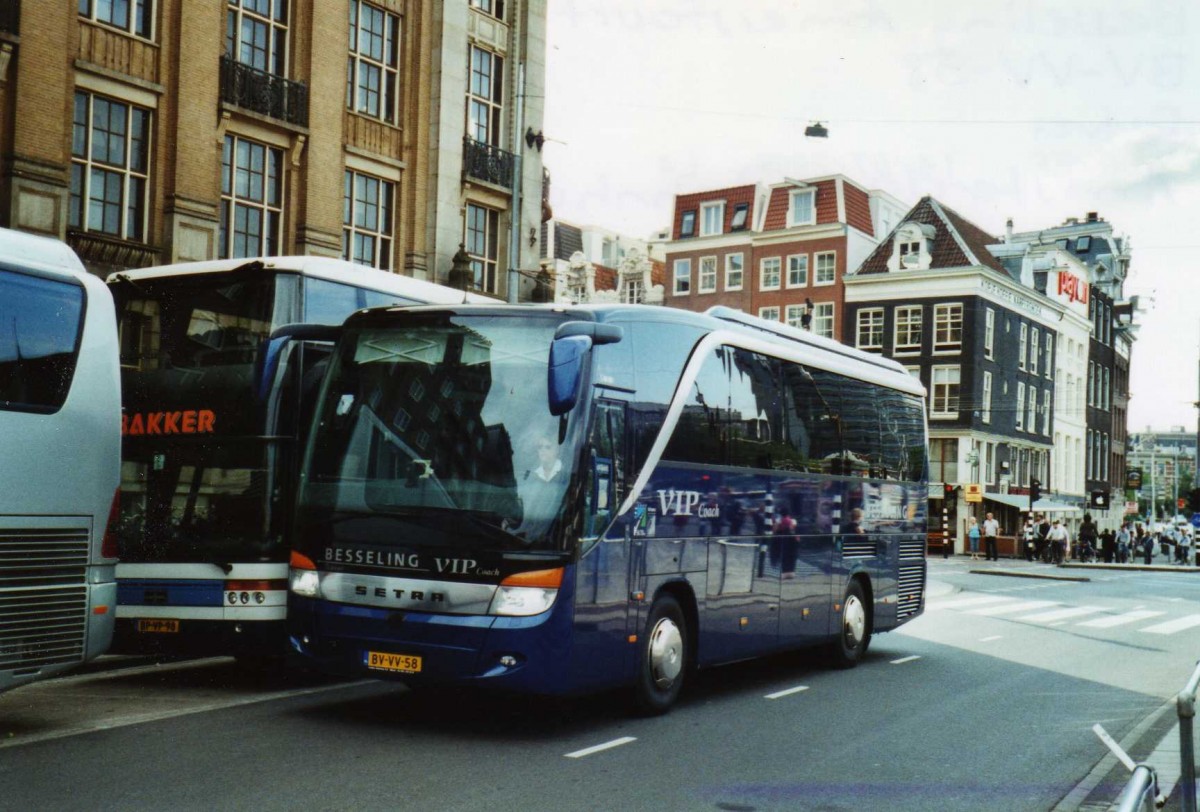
top-left (855, 196), bottom-right (1004, 275)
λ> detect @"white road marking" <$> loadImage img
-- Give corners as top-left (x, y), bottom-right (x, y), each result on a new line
top-left (565, 737), bottom-right (637, 758)
top-left (765, 685), bottom-right (810, 700)
top-left (979, 635), bottom-right (1003, 642)
top-left (968, 600), bottom-right (1059, 616)
top-left (933, 595), bottom-right (1012, 610)
top-left (1077, 610), bottom-right (1166, 629)
top-left (890, 655), bottom-right (921, 665)
top-left (1016, 606), bottom-right (1109, 623)
top-left (1140, 615), bottom-right (1200, 635)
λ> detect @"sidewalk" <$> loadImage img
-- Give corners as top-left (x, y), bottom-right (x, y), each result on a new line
top-left (935, 553), bottom-right (1200, 581)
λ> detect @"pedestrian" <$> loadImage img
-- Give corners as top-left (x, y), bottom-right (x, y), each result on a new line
top-left (1100, 527), bottom-right (1115, 564)
top-left (1115, 522), bottom-right (1131, 564)
top-left (1022, 516), bottom-right (1036, 562)
top-left (1142, 532), bottom-right (1154, 565)
top-left (1048, 518), bottom-right (1069, 565)
top-left (1078, 513), bottom-right (1097, 562)
top-left (1036, 513), bottom-right (1051, 562)
top-left (967, 516), bottom-right (981, 560)
top-left (982, 512), bottom-right (1000, 562)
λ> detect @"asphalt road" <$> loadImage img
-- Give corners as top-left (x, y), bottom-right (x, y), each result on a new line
top-left (1, 559), bottom-right (1196, 812)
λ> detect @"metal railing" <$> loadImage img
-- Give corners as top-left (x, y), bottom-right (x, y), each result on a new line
top-left (1116, 764), bottom-right (1160, 812)
top-left (462, 136), bottom-right (515, 189)
top-left (1178, 660), bottom-right (1200, 812)
top-left (219, 55), bottom-right (308, 127)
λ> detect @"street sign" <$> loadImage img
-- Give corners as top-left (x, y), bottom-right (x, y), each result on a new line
top-left (965, 483), bottom-right (982, 503)
top-left (1192, 513), bottom-right (1200, 529)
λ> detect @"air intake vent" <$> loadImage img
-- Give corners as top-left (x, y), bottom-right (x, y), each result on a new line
top-left (896, 538), bottom-right (926, 619)
top-left (0, 528), bottom-right (90, 670)
top-left (841, 537), bottom-right (875, 558)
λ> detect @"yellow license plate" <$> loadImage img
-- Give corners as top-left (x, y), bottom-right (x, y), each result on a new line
top-left (136, 619), bottom-right (180, 633)
top-left (364, 651), bottom-right (423, 674)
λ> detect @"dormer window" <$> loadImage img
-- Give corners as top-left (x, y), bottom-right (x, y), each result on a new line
top-left (730, 203), bottom-right (749, 231)
top-left (700, 201), bottom-right (724, 236)
top-left (680, 210), bottom-right (696, 238)
top-left (1076, 236), bottom-right (1091, 252)
top-left (887, 222), bottom-right (935, 272)
top-left (788, 188), bottom-right (815, 227)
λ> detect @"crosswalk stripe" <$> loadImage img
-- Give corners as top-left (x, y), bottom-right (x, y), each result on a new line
top-left (933, 595), bottom-right (1012, 610)
top-left (1077, 610), bottom-right (1166, 629)
top-left (1139, 615), bottom-right (1200, 635)
top-left (968, 600), bottom-right (1058, 616)
top-left (1016, 606), bottom-right (1108, 623)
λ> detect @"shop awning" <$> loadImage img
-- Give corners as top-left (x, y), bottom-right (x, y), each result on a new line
top-left (983, 492), bottom-right (1082, 513)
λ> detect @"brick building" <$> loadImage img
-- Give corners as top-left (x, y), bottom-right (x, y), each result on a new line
top-left (661, 175), bottom-right (905, 342)
top-left (0, 0), bottom-right (545, 299)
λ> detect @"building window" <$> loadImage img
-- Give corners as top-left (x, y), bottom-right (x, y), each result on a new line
top-left (347, 1), bottom-right (401, 124)
top-left (760, 257), bottom-right (781, 291)
top-left (69, 91), bottom-right (151, 243)
top-left (1027, 386), bottom-right (1037, 434)
top-left (679, 210), bottom-right (696, 238)
top-left (465, 202), bottom-right (500, 293)
top-left (856, 308), bottom-right (884, 350)
top-left (811, 302), bottom-right (834, 339)
top-left (788, 188), bottom-right (815, 227)
top-left (79, 0), bottom-right (153, 38)
top-left (984, 307), bottom-right (995, 358)
top-left (786, 254), bottom-right (808, 287)
top-left (981, 371), bottom-right (992, 423)
top-left (785, 304), bottom-right (805, 329)
top-left (929, 438), bottom-right (959, 484)
top-left (894, 305), bottom-right (922, 353)
top-left (933, 303), bottom-right (963, 351)
top-left (700, 202), bottom-right (724, 237)
top-left (673, 258), bottom-right (691, 295)
top-left (725, 253), bottom-right (743, 291)
top-left (1030, 329), bottom-right (1040, 375)
top-left (1104, 367), bottom-right (1111, 410)
top-left (469, 0), bottom-right (504, 20)
top-left (1015, 382), bottom-right (1025, 431)
top-left (931, 365), bottom-right (960, 418)
top-left (219, 134), bottom-right (283, 259)
top-left (1018, 323), bottom-right (1028, 370)
top-left (698, 256), bottom-right (717, 293)
top-left (814, 251), bottom-right (836, 286)
top-left (1042, 388), bottom-right (1051, 435)
top-left (467, 45), bottom-right (504, 146)
top-left (622, 277), bottom-right (644, 304)
top-left (1044, 334), bottom-right (1053, 378)
top-left (758, 306), bottom-right (780, 322)
top-left (984, 442), bottom-right (994, 485)
top-left (343, 170), bottom-right (394, 269)
top-left (730, 203), bottom-right (749, 230)
top-left (226, 0), bottom-right (289, 75)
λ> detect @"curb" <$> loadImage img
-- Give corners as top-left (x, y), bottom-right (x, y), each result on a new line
top-left (1059, 562), bottom-right (1200, 573)
top-left (967, 568), bottom-right (1091, 582)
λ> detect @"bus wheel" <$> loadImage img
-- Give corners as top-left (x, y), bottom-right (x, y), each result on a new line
top-left (829, 580), bottom-right (870, 669)
top-left (633, 595), bottom-right (687, 715)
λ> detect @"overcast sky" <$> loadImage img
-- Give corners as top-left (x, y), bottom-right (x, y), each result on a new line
top-left (542, 0), bottom-right (1198, 432)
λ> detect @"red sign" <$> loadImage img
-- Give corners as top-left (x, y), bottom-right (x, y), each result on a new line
top-left (1057, 270), bottom-right (1089, 305)
top-left (122, 409), bottom-right (216, 436)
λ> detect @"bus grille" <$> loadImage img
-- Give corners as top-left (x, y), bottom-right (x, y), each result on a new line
top-left (0, 529), bottom-right (90, 671)
top-left (841, 537), bottom-right (875, 558)
top-left (896, 538), bottom-right (926, 620)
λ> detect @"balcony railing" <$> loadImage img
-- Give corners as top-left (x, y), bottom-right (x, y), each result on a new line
top-left (463, 136), bottom-right (515, 189)
top-left (219, 55), bottom-right (308, 127)
top-left (0, 0), bottom-right (19, 34)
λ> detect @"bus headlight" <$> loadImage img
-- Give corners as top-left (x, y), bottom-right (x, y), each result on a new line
top-left (487, 567), bottom-right (564, 617)
top-left (290, 569), bottom-right (321, 599)
top-left (489, 586), bottom-right (558, 617)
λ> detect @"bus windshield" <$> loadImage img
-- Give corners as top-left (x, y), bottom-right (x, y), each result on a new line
top-left (110, 271), bottom-right (286, 564)
top-left (298, 312), bottom-right (580, 553)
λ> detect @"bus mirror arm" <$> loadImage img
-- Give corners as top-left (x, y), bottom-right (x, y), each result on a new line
top-left (553, 321), bottom-right (623, 345)
top-left (256, 324), bottom-right (343, 401)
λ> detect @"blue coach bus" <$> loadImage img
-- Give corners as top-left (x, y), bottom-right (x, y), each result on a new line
top-left (288, 303), bottom-right (928, 712)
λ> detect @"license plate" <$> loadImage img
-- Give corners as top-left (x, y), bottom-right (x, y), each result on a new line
top-left (364, 650), bottom-right (423, 674)
top-left (136, 619), bottom-right (180, 633)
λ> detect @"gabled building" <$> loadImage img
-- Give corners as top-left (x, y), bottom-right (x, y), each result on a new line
top-left (661, 176), bottom-right (905, 341)
top-left (845, 196), bottom-right (1081, 547)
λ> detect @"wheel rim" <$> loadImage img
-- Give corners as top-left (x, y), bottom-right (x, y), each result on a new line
top-left (843, 594), bottom-right (866, 649)
top-left (648, 616), bottom-right (683, 690)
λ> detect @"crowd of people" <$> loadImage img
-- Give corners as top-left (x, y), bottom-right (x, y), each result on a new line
top-left (963, 512), bottom-right (1200, 566)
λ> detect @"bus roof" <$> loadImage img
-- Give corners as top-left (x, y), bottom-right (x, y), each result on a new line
top-left (0, 227), bottom-right (87, 278)
top-left (347, 302), bottom-right (925, 398)
top-left (106, 256), bottom-right (497, 305)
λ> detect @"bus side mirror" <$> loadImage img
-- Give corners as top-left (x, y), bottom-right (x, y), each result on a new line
top-left (548, 335), bottom-right (591, 416)
top-left (256, 323), bottom-right (342, 401)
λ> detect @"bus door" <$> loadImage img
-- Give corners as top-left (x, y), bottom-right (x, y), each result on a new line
top-left (776, 478), bottom-right (836, 645)
top-left (570, 399), bottom-right (634, 690)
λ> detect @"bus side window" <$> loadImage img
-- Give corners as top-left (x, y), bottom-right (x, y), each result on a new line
top-left (584, 400), bottom-right (625, 543)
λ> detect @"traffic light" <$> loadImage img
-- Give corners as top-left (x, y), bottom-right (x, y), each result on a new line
top-left (943, 483), bottom-right (956, 498)
top-left (1030, 478), bottom-right (1042, 504)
